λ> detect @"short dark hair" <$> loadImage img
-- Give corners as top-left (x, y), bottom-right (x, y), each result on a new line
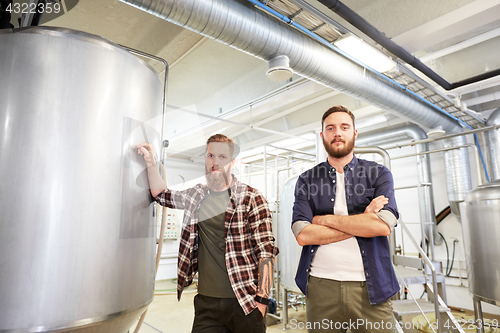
top-left (206, 134), bottom-right (240, 159)
top-left (321, 105), bottom-right (355, 130)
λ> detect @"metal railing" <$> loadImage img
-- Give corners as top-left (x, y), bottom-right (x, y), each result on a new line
top-left (397, 218), bottom-right (442, 333)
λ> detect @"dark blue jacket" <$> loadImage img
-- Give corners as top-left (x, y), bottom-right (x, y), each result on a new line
top-left (292, 155), bottom-right (399, 304)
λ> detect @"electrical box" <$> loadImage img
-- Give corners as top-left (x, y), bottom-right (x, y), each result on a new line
top-left (163, 210), bottom-right (181, 240)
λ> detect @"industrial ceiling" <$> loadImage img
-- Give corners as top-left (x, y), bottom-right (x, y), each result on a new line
top-left (34, 0), bottom-right (500, 161)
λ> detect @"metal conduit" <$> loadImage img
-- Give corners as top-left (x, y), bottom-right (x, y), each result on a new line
top-left (353, 147), bottom-right (391, 170)
top-left (119, 0), bottom-right (473, 223)
top-left (356, 123), bottom-right (441, 245)
top-left (443, 136), bottom-right (472, 218)
top-left (119, 0), bottom-right (464, 134)
top-left (487, 107), bottom-right (500, 181)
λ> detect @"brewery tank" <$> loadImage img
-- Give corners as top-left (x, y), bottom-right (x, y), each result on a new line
top-left (278, 132), bottom-right (325, 293)
top-left (460, 179), bottom-right (500, 305)
top-left (278, 175), bottom-right (302, 293)
top-left (0, 27), bottom-right (162, 332)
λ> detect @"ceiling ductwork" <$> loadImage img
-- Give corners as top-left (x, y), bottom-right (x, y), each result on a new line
top-left (317, 0), bottom-right (500, 91)
top-left (120, 0), bottom-right (463, 133)
top-left (356, 124), bottom-right (441, 245)
top-left (120, 0), bottom-right (473, 218)
top-left (487, 107), bottom-right (500, 181)
top-left (443, 136), bottom-right (473, 218)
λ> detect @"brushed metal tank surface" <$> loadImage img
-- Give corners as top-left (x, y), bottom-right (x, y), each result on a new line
top-left (0, 27), bottom-right (162, 332)
top-left (460, 179), bottom-right (500, 306)
top-left (278, 175), bottom-right (302, 293)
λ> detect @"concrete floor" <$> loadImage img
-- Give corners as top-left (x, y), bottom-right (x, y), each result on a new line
top-left (130, 281), bottom-right (500, 333)
top-left (129, 280), bottom-right (307, 333)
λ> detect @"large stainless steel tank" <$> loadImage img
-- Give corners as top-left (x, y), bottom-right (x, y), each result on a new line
top-left (460, 179), bottom-right (500, 306)
top-left (278, 175), bottom-right (302, 293)
top-left (0, 27), bottom-right (162, 332)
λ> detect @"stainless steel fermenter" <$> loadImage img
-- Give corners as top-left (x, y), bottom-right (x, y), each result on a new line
top-left (460, 179), bottom-right (500, 306)
top-left (0, 27), bottom-right (163, 332)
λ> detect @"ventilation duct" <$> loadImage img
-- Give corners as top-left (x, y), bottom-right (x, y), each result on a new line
top-left (119, 0), bottom-right (473, 221)
top-left (443, 136), bottom-right (472, 217)
top-left (356, 123), bottom-right (441, 245)
top-left (487, 107), bottom-right (500, 181)
top-left (120, 0), bottom-right (462, 133)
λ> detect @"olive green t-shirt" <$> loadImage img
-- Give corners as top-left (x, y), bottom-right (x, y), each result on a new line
top-left (197, 189), bottom-right (235, 298)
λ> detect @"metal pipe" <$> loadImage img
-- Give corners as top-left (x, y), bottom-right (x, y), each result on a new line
top-left (168, 104), bottom-right (311, 141)
top-left (274, 156), bottom-right (281, 308)
top-left (266, 144), bottom-right (317, 157)
top-left (119, 0), bottom-right (466, 135)
top-left (353, 146), bottom-right (397, 259)
top-left (357, 123), bottom-right (440, 244)
top-left (264, 145), bottom-right (268, 197)
top-left (120, 0), bottom-right (492, 190)
top-left (353, 147), bottom-right (391, 170)
top-left (395, 183), bottom-right (432, 191)
top-left (244, 151), bottom-right (315, 163)
top-left (276, 156), bottom-right (315, 163)
top-left (283, 287), bottom-right (289, 329)
top-left (391, 144), bottom-right (482, 187)
top-left (382, 124), bottom-right (500, 150)
top-left (473, 297), bottom-right (485, 333)
top-left (243, 152), bottom-right (288, 161)
top-left (266, 313), bottom-right (282, 321)
top-left (361, 124), bottom-right (488, 217)
top-left (120, 45), bottom-right (169, 139)
top-left (241, 167), bottom-right (295, 178)
top-left (487, 107), bottom-right (500, 181)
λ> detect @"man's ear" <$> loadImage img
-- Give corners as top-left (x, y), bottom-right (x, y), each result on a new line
top-left (354, 129), bottom-right (358, 139)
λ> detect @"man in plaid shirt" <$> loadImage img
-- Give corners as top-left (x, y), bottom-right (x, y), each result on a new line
top-left (137, 134), bottom-right (279, 333)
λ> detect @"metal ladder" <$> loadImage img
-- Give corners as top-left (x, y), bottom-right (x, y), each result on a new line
top-left (391, 219), bottom-right (465, 333)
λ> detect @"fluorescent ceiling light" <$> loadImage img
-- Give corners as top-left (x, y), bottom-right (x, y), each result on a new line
top-left (334, 35), bottom-right (396, 73)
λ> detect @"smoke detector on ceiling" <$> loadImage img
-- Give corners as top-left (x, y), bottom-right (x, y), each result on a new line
top-left (427, 127), bottom-right (446, 138)
top-left (266, 55), bottom-right (293, 82)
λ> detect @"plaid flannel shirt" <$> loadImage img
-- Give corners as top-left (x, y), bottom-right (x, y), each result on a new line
top-left (155, 176), bottom-right (279, 315)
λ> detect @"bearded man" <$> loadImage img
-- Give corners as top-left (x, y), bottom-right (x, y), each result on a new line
top-left (292, 105), bottom-right (399, 333)
top-left (138, 134), bottom-right (278, 333)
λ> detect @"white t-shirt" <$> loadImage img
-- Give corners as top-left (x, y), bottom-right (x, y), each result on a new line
top-left (309, 171), bottom-right (365, 281)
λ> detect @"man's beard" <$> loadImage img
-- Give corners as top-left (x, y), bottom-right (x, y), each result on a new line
top-left (205, 166), bottom-right (230, 190)
top-left (322, 136), bottom-right (355, 159)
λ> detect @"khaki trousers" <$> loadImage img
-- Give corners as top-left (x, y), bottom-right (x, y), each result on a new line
top-left (306, 276), bottom-right (394, 333)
